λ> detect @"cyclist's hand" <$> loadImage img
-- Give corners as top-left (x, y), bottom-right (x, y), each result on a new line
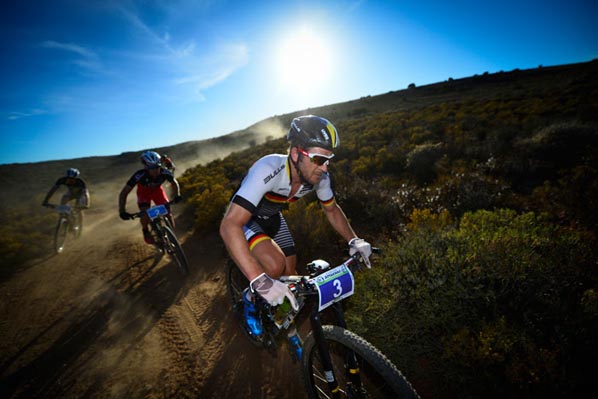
top-left (250, 273), bottom-right (299, 311)
top-left (120, 211), bottom-right (133, 220)
top-left (173, 194), bottom-right (183, 204)
top-left (349, 238), bottom-right (372, 268)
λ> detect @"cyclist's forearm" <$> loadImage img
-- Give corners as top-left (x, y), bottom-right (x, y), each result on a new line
top-left (118, 185), bottom-right (132, 211)
top-left (325, 203), bottom-right (357, 243)
top-left (44, 186), bottom-right (58, 202)
top-left (171, 179), bottom-right (181, 196)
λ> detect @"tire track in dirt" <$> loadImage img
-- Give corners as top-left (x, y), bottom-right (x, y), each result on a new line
top-left (1, 207), bottom-right (309, 398)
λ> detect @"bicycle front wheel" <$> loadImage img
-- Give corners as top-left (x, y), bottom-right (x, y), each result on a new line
top-left (73, 211), bottom-right (82, 238)
top-left (54, 217), bottom-right (68, 254)
top-left (163, 226), bottom-right (189, 275)
top-left (302, 325), bottom-right (419, 399)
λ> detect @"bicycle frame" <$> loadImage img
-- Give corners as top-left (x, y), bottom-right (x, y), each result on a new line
top-left (132, 203), bottom-right (172, 247)
top-left (131, 202), bottom-right (189, 275)
top-left (228, 250), bottom-right (418, 398)
top-left (45, 204), bottom-right (81, 253)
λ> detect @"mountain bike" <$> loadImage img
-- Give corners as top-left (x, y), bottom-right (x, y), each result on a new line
top-left (44, 203), bottom-right (82, 254)
top-left (227, 249), bottom-right (419, 398)
top-left (131, 202), bottom-right (189, 275)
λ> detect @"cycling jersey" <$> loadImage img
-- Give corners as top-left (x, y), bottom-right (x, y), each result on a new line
top-left (54, 176), bottom-right (87, 198)
top-left (232, 154), bottom-right (335, 218)
top-left (231, 154), bottom-right (336, 256)
top-left (125, 168), bottom-right (175, 188)
top-left (126, 168), bottom-right (176, 207)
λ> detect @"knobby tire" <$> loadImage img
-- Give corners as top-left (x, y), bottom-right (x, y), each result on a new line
top-left (54, 217), bottom-right (68, 254)
top-left (302, 325), bottom-right (419, 399)
top-left (73, 211), bottom-right (82, 238)
top-left (163, 226), bottom-right (188, 275)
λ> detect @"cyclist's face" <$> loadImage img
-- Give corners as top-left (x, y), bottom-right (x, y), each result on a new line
top-left (66, 177), bottom-right (76, 185)
top-left (297, 147), bottom-right (332, 185)
top-left (148, 167), bottom-right (161, 177)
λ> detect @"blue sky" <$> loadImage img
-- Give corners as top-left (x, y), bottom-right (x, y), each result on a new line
top-left (1, 0), bottom-right (596, 165)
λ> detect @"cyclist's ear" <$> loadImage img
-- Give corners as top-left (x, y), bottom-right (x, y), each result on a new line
top-left (289, 147), bottom-right (300, 163)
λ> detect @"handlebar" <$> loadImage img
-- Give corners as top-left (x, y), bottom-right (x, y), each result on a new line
top-left (129, 200), bottom-right (177, 220)
top-left (281, 247), bottom-right (381, 298)
top-left (251, 247), bottom-right (381, 328)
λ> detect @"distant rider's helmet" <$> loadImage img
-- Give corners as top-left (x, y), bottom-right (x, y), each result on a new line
top-left (66, 168), bottom-right (80, 178)
top-left (140, 151), bottom-right (162, 169)
top-left (287, 115), bottom-right (340, 151)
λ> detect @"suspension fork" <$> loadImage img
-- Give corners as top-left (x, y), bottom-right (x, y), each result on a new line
top-left (331, 302), bottom-right (363, 390)
top-left (310, 310), bottom-right (342, 398)
top-left (151, 220), bottom-right (166, 248)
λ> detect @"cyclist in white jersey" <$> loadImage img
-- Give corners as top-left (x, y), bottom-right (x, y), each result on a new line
top-left (220, 115), bottom-right (372, 355)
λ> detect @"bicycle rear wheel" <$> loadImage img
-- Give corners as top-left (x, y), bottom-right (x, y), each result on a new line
top-left (226, 259), bottom-right (248, 306)
top-left (302, 325), bottom-right (419, 399)
top-left (54, 217), bottom-right (68, 254)
top-left (226, 260), bottom-right (274, 349)
top-left (163, 226), bottom-right (189, 275)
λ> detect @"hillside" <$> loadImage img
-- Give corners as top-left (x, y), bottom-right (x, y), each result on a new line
top-left (178, 60), bottom-right (598, 398)
top-left (2, 60), bottom-right (595, 212)
top-left (1, 59), bottom-right (597, 398)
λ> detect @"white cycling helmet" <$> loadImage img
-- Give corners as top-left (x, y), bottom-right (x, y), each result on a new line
top-left (66, 168), bottom-right (80, 178)
top-left (140, 151), bottom-right (162, 169)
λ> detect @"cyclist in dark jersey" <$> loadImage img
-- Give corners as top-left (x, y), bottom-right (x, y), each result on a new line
top-left (42, 167), bottom-right (90, 234)
top-left (118, 151), bottom-right (182, 245)
top-left (42, 167), bottom-right (90, 208)
top-left (220, 115), bottom-right (372, 354)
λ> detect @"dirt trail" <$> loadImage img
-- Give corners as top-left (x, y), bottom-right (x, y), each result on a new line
top-left (0, 205), bottom-right (305, 398)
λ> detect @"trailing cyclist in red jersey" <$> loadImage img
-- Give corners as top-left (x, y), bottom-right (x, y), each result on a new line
top-left (118, 151), bottom-right (182, 245)
top-left (125, 167), bottom-right (176, 206)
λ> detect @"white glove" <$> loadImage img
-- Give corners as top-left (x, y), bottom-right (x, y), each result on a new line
top-left (349, 238), bottom-right (372, 268)
top-left (250, 273), bottom-right (299, 311)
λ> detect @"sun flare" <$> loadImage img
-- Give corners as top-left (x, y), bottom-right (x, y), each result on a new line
top-left (275, 27), bottom-right (333, 94)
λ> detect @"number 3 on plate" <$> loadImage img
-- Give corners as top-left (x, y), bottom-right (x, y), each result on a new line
top-left (333, 279), bottom-right (342, 298)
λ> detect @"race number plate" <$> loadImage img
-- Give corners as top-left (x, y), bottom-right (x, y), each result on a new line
top-left (147, 204), bottom-right (168, 220)
top-left (313, 264), bottom-right (355, 311)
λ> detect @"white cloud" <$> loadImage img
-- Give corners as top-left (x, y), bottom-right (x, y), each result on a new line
top-left (7, 109), bottom-right (46, 121)
top-left (174, 43), bottom-right (249, 90)
top-left (40, 40), bottom-right (102, 72)
top-left (116, 4), bottom-right (249, 98)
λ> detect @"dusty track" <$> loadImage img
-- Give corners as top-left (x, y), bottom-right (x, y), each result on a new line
top-left (0, 206), bottom-right (306, 398)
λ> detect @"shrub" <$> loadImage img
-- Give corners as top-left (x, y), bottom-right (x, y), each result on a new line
top-left (406, 142), bottom-right (444, 184)
top-left (347, 209), bottom-right (597, 398)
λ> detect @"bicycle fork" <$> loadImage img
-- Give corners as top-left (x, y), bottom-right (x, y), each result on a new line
top-left (310, 303), bottom-right (364, 398)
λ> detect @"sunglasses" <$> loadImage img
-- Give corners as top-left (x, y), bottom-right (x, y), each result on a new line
top-left (298, 148), bottom-right (334, 166)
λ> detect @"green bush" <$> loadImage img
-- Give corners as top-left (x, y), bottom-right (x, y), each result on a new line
top-left (347, 208), bottom-right (597, 398)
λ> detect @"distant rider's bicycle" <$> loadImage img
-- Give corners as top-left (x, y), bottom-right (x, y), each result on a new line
top-left (227, 249), bottom-right (419, 398)
top-left (44, 203), bottom-right (82, 254)
top-left (130, 202), bottom-right (189, 275)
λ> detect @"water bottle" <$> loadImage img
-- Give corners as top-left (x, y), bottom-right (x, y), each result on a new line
top-left (273, 297), bottom-right (292, 328)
